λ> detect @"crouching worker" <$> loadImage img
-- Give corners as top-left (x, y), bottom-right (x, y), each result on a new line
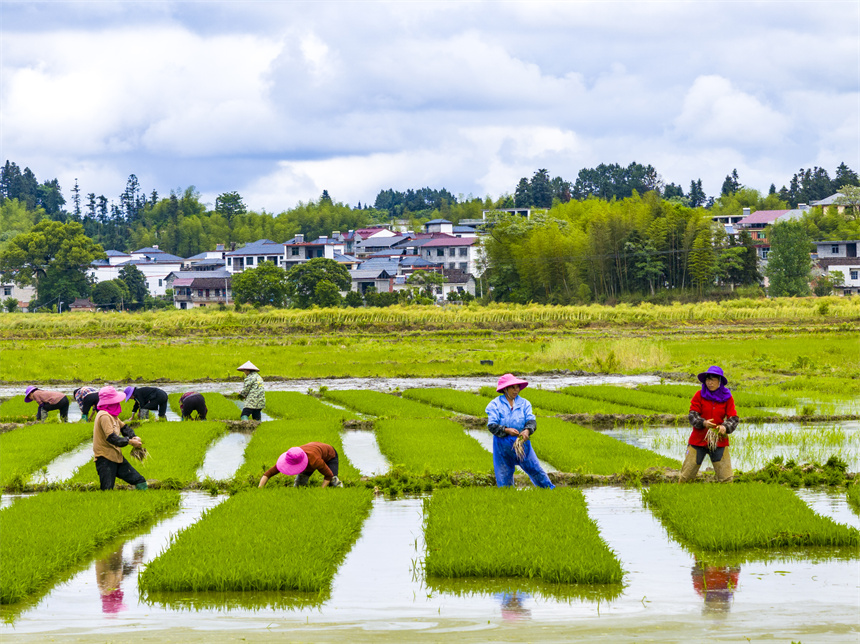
top-left (73, 386), bottom-right (100, 422)
top-left (93, 386), bottom-right (147, 491)
top-left (124, 386), bottom-right (168, 420)
top-left (179, 392), bottom-right (208, 420)
top-left (24, 386), bottom-right (69, 422)
top-left (258, 442), bottom-right (344, 488)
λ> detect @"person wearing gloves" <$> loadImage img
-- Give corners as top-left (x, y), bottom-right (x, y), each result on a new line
top-left (179, 392), bottom-right (208, 420)
top-left (258, 442), bottom-right (344, 488)
top-left (92, 386), bottom-right (147, 491)
top-left (485, 374), bottom-right (554, 489)
top-left (679, 365), bottom-right (739, 483)
top-left (124, 386), bottom-right (168, 420)
top-left (24, 386), bottom-right (69, 422)
top-left (237, 361), bottom-right (266, 421)
top-left (73, 386), bottom-right (100, 422)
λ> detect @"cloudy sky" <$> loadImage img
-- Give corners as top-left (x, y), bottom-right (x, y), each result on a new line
top-left (2, 1), bottom-right (858, 212)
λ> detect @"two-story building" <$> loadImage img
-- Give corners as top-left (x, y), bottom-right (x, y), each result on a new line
top-left (165, 269), bottom-right (232, 309)
top-left (89, 247), bottom-right (184, 296)
top-left (283, 234), bottom-right (348, 268)
top-left (815, 240), bottom-right (860, 295)
top-left (224, 239), bottom-right (285, 274)
top-left (420, 236), bottom-right (479, 275)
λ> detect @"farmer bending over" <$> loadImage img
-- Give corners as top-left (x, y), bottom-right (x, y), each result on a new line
top-left (179, 392), bottom-right (208, 420)
top-left (93, 386), bottom-right (147, 491)
top-left (24, 386), bottom-right (69, 422)
top-left (124, 386), bottom-right (168, 420)
top-left (73, 386), bottom-right (101, 422)
top-left (259, 442), bottom-right (344, 488)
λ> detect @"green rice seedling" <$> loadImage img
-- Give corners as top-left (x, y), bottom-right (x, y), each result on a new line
top-left (67, 421), bottom-right (227, 485)
top-left (478, 386), bottom-right (655, 416)
top-left (0, 490), bottom-right (180, 604)
top-left (138, 488), bottom-right (372, 595)
top-left (375, 419), bottom-right (493, 475)
top-left (0, 423), bottom-right (92, 487)
top-left (0, 395), bottom-right (66, 422)
top-left (265, 391), bottom-right (348, 421)
top-left (167, 392), bottom-right (241, 420)
top-left (321, 390), bottom-right (451, 419)
top-left (847, 484), bottom-right (860, 514)
top-left (424, 488), bottom-right (623, 584)
top-left (233, 419), bottom-right (360, 484)
top-left (637, 384), bottom-right (797, 409)
top-left (402, 388), bottom-right (491, 416)
top-left (643, 483), bottom-right (860, 551)
top-left (534, 418), bottom-right (679, 474)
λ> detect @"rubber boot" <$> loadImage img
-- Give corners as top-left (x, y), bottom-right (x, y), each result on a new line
top-left (37, 408), bottom-right (48, 421)
top-left (135, 481), bottom-right (148, 490)
top-left (293, 473), bottom-right (311, 487)
top-left (240, 415), bottom-right (249, 421)
top-left (138, 409), bottom-right (150, 420)
top-left (331, 476), bottom-right (344, 488)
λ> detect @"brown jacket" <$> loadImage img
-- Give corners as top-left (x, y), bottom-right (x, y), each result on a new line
top-left (93, 411), bottom-right (127, 463)
top-left (30, 389), bottom-right (67, 405)
top-left (264, 442), bottom-right (338, 481)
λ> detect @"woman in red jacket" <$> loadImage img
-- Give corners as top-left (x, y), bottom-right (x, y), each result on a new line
top-left (680, 365), bottom-right (739, 483)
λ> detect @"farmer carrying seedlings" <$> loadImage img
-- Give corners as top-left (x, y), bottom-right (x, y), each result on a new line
top-left (258, 442), bottom-right (344, 488)
top-left (124, 385), bottom-right (169, 420)
top-left (237, 361), bottom-right (266, 421)
top-left (179, 391), bottom-right (208, 420)
top-left (680, 365), bottom-right (739, 483)
top-left (485, 374), bottom-right (554, 489)
top-left (92, 385), bottom-right (147, 491)
top-left (73, 386), bottom-right (100, 422)
top-left (24, 386), bottom-right (69, 422)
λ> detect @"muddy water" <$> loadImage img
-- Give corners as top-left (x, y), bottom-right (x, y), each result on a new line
top-left (464, 429), bottom-right (557, 473)
top-left (341, 430), bottom-right (389, 476)
top-left (41, 443), bottom-right (92, 483)
top-left (3, 488), bottom-right (857, 643)
top-left (196, 432), bottom-right (252, 480)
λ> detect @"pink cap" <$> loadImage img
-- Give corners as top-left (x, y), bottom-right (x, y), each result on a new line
top-left (276, 447), bottom-right (308, 476)
top-left (496, 373), bottom-right (529, 393)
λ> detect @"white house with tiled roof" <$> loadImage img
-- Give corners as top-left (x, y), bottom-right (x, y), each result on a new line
top-left (814, 240), bottom-right (860, 295)
top-left (89, 246), bottom-right (184, 296)
top-left (420, 236), bottom-right (480, 275)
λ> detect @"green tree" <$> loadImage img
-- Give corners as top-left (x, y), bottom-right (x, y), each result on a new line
top-left (118, 264), bottom-right (149, 302)
top-left (314, 279), bottom-right (342, 307)
top-left (3, 296), bottom-right (17, 312)
top-left (688, 230), bottom-right (716, 294)
top-left (833, 185), bottom-right (860, 220)
top-left (345, 289), bottom-right (364, 308)
top-left (231, 261), bottom-right (290, 307)
top-left (766, 220), bottom-right (811, 296)
top-left (215, 191), bottom-right (247, 222)
top-left (0, 220), bottom-right (105, 307)
top-left (286, 258), bottom-right (351, 308)
top-left (406, 270), bottom-right (446, 298)
top-left (92, 279), bottom-right (129, 308)
top-left (530, 169), bottom-right (553, 208)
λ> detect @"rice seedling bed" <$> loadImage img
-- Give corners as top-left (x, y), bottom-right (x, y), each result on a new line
top-left (167, 392), bottom-right (241, 420)
top-left (233, 419), bottom-right (361, 484)
top-left (0, 423), bottom-right (92, 488)
top-left (67, 421), bottom-right (227, 486)
top-left (375, 419), bottom-right (493, 475)
top-left (321, 390), bottom-right (451, 419)
top-left (535, 418), bottom-right (680, 475)
top-left (0, 490), bottom-right (180, 604)
top-left (138, 488), bottom-right (372, 595)
top-left (264, 391), bottom-right (349, 421)
top-left (847, 485), bottom-right (860, 513)
top-left (636, 384), bottom-right (797, 409)
top-left (402, 388), bottom-right (492, 416)
top-left (643, 483), bottom-right (860, 551)
top-left (0, 395), bottom-right (66, 422)
top-left (423, 488), bottom-right (623, 584)
top-left (477, 386), bottom-right (654, 416)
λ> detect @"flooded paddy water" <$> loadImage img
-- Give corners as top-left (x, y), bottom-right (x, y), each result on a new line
top-left (3, 374), bottom-right (859, 642)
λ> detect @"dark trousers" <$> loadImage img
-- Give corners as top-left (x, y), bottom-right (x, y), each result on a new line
top-left (241, 407), bottom-right (262, 421)
top-left (79, 393), bottom-right (99, 419)
top-left (138, 393), bottom-right (168, 418)
top-left (39, 397), bottom-right (69, 420)
top-left (295, 453), bottom-right (339, 486)
top-left (96, 456), bottom-right (146, 490)
top-left (181, 394), bottom-right (208, 420)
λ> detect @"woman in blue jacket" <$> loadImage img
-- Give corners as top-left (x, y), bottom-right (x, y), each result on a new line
top-left (485, 374), bottom-right (554, 489)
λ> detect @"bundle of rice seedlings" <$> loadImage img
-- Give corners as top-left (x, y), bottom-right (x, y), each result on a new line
top-left (130, 445), bottom-right (149, 462)
top-left (513, 434), bottom-right (526, 461)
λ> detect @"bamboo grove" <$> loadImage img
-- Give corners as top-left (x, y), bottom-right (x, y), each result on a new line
top-left (483, 192), bottom-right (761, 304)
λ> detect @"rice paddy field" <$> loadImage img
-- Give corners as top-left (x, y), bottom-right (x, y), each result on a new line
top-left (0, 303), bottom-right (858, 643)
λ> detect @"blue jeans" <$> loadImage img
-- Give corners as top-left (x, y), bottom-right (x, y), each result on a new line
top-left (492, 435), bottom-right (554, 488)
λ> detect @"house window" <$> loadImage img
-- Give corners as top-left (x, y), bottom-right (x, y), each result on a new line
top-left (436, 249), bottom-right (444, 257)
top-left (247, 257), bottom-right (254, 266)
top-left (2, 287), bottom-right (11, 296)
top-left (291, 247), bottom-right (299, 256)
top-left (158, 279), bottom-right (162, 287)
top-left (761, 249), bottom-right (770, 259)
top-left (832, 245), bottom-right (839, 254)
top-left (269, 256), bottom-right (278, 264)
top-left (449, 262), bottom-right (456, 269)
top-left (227, 257), bottom-right (232, 266)
top-left (459, 262), bottom-right (467, 271)
top-left (851, 270), bottom-right (859, 280)
top-left (458, 248), bottom-right (468, 257)
top-left (198, 290), bottom-right (204, 297)
top-left (258, 256), bottom-right (266, 264)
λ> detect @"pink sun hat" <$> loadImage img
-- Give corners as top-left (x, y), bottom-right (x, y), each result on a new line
top-left (496, 373), bottom-right (529, 393)
top-left (276, 447), bottom-right (309, 476)
top-left (98, 386), bottom-right (127, 406)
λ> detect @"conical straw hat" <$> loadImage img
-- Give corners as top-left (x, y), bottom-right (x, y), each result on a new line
top-left (237, 361), bottom-right (260, 372)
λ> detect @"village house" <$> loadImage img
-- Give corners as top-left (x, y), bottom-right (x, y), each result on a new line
top-left (89, 246), bottom-right (184, 296)
top-left (814, 240), bottom-right (860, 295)
top-left (165, 269), bottom-right (232, 309)
top-left (0, 282), bottom-right (35, 312)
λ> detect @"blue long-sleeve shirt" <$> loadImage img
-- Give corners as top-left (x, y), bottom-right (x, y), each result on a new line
top-left (485, 394), bottom-right (537, 438)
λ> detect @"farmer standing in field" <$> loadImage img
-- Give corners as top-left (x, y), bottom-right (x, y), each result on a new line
top-left (23, 386), bottom-right (70, 422)
top-left (179, 391), bottom-right (208, 420)
top-left (679, 365), bottom-right (739, 483)
top-left (258, 442), bottom-right (344, 488)
top-left (237, 361), bottom-right (266, 421)
top-left (92, 385), bottom-right (147, 491)
top-left (485, 374), bottom-right (555, 489)
top-left (73, 386), bottom-right (100, 422)
top-left (124, 385), bottom-right (169, 420)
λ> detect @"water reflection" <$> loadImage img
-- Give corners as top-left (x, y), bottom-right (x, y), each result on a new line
top-left (691, 558), bottom-right (740, 614)
top-left (497, 591), bottom-right (531, 621)
top-left (96, 542), bottom-right (145, 615)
